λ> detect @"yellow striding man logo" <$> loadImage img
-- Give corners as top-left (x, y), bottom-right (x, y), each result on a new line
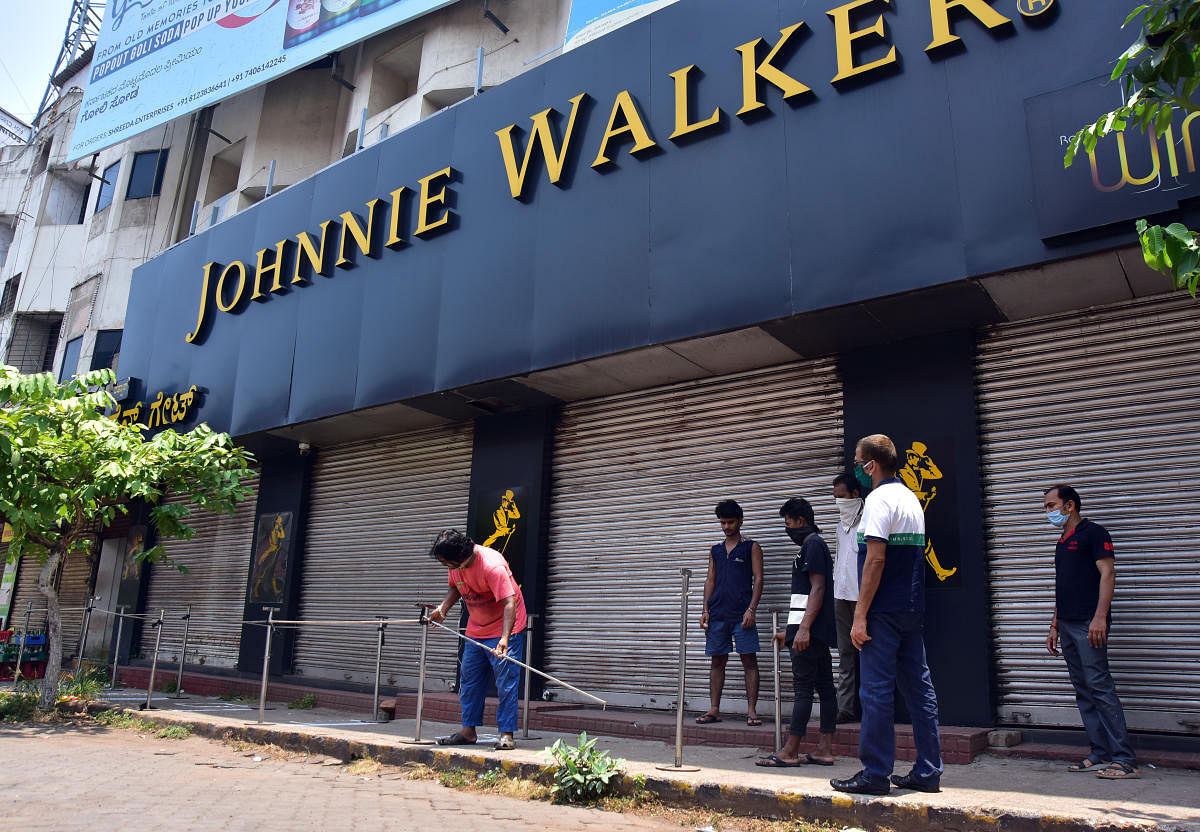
top-left (899, 441), bottom-right (957, 582)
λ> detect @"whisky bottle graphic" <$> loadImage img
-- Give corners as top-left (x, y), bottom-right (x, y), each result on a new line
top-left (319, 0), bottom-right (359, 35)
top-left (284, 0), bottom-right (320, 49)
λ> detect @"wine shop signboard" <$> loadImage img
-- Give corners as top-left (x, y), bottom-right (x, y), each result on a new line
top-left (68, 0), bottom-right (456, 161)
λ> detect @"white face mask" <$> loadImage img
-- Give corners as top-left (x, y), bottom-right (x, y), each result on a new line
top-left (836, 497), bottom-right (863, 529)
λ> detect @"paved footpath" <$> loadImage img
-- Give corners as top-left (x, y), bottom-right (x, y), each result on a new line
top-left (0, 722), bottom-right (688, 832)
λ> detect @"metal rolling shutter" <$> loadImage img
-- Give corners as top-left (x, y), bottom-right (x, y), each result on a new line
top-left (292, 423), bottom-right (473, 689)
top-left (8, 553), bottom-right (47, 632)
top-left (58, 551), bottom-right (93, 660)
top-left (546, 359), bottom-right (844, 709)
top-left (977, 292), bottom-right (1200, 734)
top-left (139, 475), bottom-right (261, 668)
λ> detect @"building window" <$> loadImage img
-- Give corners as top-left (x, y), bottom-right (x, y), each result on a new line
top-left (59, 336), bottom-right (82, 382)
top-left (90, 329), bottom-right (123, 371)
top-left (126, 150), bottom-right (168, 199)
top-left (0, 273), bottom-right (19, 316)
top-left (95, 161), bottom-right (120, 212)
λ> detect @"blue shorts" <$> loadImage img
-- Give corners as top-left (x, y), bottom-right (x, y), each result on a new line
top-left (705, 618), bottom-right (760, 656)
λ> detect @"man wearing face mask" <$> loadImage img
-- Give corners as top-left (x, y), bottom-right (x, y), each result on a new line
top-left (757, 497), bottom-right (837, 767)
top-left (831, 472), bottom-right (864, 724)
top-left (1043, 485), bottom-right (1138, 780)
top-left (831, 434), bottom-right (942, 797)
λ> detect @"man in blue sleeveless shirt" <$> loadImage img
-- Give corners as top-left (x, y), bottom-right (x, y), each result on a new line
top-left (832, 434), bottom-right (943, 796)
top-left (697, 500), bottom-right (764, 725)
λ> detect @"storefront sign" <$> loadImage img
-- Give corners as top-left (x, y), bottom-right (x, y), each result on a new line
top-left (182, 0), bottom-right (1051, 345)
top-left (1026, 76), bottom-right (1200, 238)
top-left (113, 385), bottom-right (201, 428)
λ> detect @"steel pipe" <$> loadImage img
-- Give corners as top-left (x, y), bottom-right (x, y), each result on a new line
top-left (173, 605), bottom-right (192, 698)
top-left (772, 609), bottom-right (783, 752)
top-left (257, 609), bottom-right (276, 725)
top-left (143, 609), bottom-right (165, 710)
top-left (656, 567), bottom-right (699, 771)
top-left (110, 605), bottom-right (127, 689)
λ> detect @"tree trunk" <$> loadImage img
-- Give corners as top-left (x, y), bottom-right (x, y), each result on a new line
top-left (36, 547), bottom-right (65, 709)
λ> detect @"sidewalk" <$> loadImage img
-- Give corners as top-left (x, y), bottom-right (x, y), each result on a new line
top-left (87, 684), bottom-right (1200, 832)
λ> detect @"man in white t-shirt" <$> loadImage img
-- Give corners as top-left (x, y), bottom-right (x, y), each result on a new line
top-left (831, 471), bottom-right (863, 723)
top-left (831, 434), bottom-right (943, 797)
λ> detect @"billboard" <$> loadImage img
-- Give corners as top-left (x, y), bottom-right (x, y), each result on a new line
top-left (564, 0), bottom-right (681, 51)
top-left (68, 0), bottom-right (456, 161)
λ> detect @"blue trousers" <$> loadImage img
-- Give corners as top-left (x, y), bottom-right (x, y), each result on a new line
top-left (858, 611), bottom-right (943, 785)
top-left (1058, 619), bottom-right (1135, 766)
top-left (459, 631), bottom-right (524, 734)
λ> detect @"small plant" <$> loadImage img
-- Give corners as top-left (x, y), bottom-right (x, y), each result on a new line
top-left (156, 724), bottom-right (192, 739)
top-left (287, 693), bottom-right (317, 709)
top-left (546, 732), bottom-right (625, 803)
top-left (475, 768), bottom-right (505, 788)
top-left (58, 666), bottom-right (107, 702)
top-left (160, 679), bottom-right (178, 694)
top-left (437, 768), bottom-right (470, 789)
top-left (218, 690), bottom-right (249, 702)
top-left (0, 690), bottom-right (38, 722)
top-left (92, 708), bottom-right (191, 738)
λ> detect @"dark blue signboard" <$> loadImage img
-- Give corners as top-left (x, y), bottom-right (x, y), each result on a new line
top-left (120, 0), bottom-right (1138, 438)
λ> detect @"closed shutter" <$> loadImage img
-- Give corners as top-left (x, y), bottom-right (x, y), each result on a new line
top-left (58, 550), bottom-right (94, 660)
top-left (977, 292), bottom-right (1200, 734)
top-left (546, 359), bottom-right (844, 709)
top-left (140, 475), bottom-right (261, 668)
top-left (9, 553), bottom-right (47, 632)
top-left (292, 423), bottom-right (473, 688)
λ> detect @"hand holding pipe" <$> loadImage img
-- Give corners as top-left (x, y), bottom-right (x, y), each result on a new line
top-left (422, 614), bottom-right (607, 708)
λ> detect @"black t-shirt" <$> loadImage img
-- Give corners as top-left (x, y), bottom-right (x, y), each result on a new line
top-left (1055, 519), bottom-right (1115, 621)
top-left (785, 529), bottom-right (836, 649)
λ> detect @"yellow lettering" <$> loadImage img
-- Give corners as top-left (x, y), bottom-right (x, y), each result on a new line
top-left (215, 261), bottom-right (248, 313)
top-left (829, 0), bottom-right (898, 83)
top-left (385, 186), bottom-right (410, 249)
top-left (415, 167), bottom-right (454, 237)
top-left (1088, 131), bottom-right (1161, 193)
top-left (591, 90), bottom-right (659, 168)
top-left (184, 261), bottom-right (216, 343)
top-left (253, 239), bottom-right (290, 298)
top-left (926, 0), bottom-right (1011, 52)
top-left (1181, 112), bottom-right (1200, 173)
top-left (495, 93), bottom-right (587, 199)
top-left (337, 198), bottom-right (383, 267)
top-left (736, 22), bottom-right (811, 117)
top-left (668, 65), bottom-right (723, 141)
top-left (293, 220), bottom-right (335, 284)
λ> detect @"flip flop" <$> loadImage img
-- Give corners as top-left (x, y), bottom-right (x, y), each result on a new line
top-left (746, 716), bottom-right (763, 726)
top-left (436, 733), bottom-right (477, 746)
top-left (756, 753), bottom-right (803, 768)
top-left (1067, 759), bottom-right (1106, 772)
top-left (1096, 762), bottom-right (1140, 780)
top-left (694, 713), bottom-right (722, 724)
top-left (494, 737), bottom-right (516, 751)
top-left (803, 753), bottom-right (836, 766)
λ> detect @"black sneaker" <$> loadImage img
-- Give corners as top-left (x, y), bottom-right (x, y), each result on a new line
top-left (890, 772), bottom-right (941, 793)
top-left (830, 771), bottom-right (890, 796)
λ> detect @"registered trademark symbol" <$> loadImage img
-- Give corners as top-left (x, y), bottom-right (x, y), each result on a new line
top-left (1017, 0), bottom-right (1055, 16)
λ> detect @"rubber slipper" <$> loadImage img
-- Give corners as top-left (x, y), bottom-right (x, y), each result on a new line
top-left (695, 713), bottom-right (722, 724)
top-left (494, 737), bottom-right (516, 751)
top-left (746, 716), bottom-right (763, 726)
top-left (436, 733), bottom-right (477, 746)
top-left (1096, 762), bottom-right (1140, 780)
top-left (803, 753), bottom-right (836, 766)
top-left (755, 753), bottom-right (803, 768)
top-left (1067, 759), bottom-right (1106, 772)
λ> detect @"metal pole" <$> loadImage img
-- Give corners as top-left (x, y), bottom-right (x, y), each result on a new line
top-left (257, 609), bottom-right (275, 725)
top-left (143, 609), bottom-right (165, 710)
top-left (371, 616), bottom-right (386, 722)
top-left (75, 597), bottom-right (94, 672)
top-left (772, 610), bottom-right (783, 752)
top-left (400, 605), bottom-right (435, 745)
top-left (473, 45), bottom-right (485, 96)
top-left (357, 107), bottom-right (367, 151)
top-left (657, 567), bottom-right (699, 771)
top-left (188, 200), bottom-right (200, 236)
top-left (521, 614), bottom-right (537, 739)
top-left (174, 605), bottom-right (191, 698)
top-left (13, 601), bottom-right (32, 682)
top-left (110, 606), bottom-right (127, 689)
top-left (265, 159), bottom-right (276, 197)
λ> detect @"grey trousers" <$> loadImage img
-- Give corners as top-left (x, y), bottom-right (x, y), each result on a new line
top-left (835, 598), bottom-right (860, 718)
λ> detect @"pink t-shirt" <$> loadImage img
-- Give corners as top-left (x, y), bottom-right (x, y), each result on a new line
top-left (448, 544), bottom-right (527, 639)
